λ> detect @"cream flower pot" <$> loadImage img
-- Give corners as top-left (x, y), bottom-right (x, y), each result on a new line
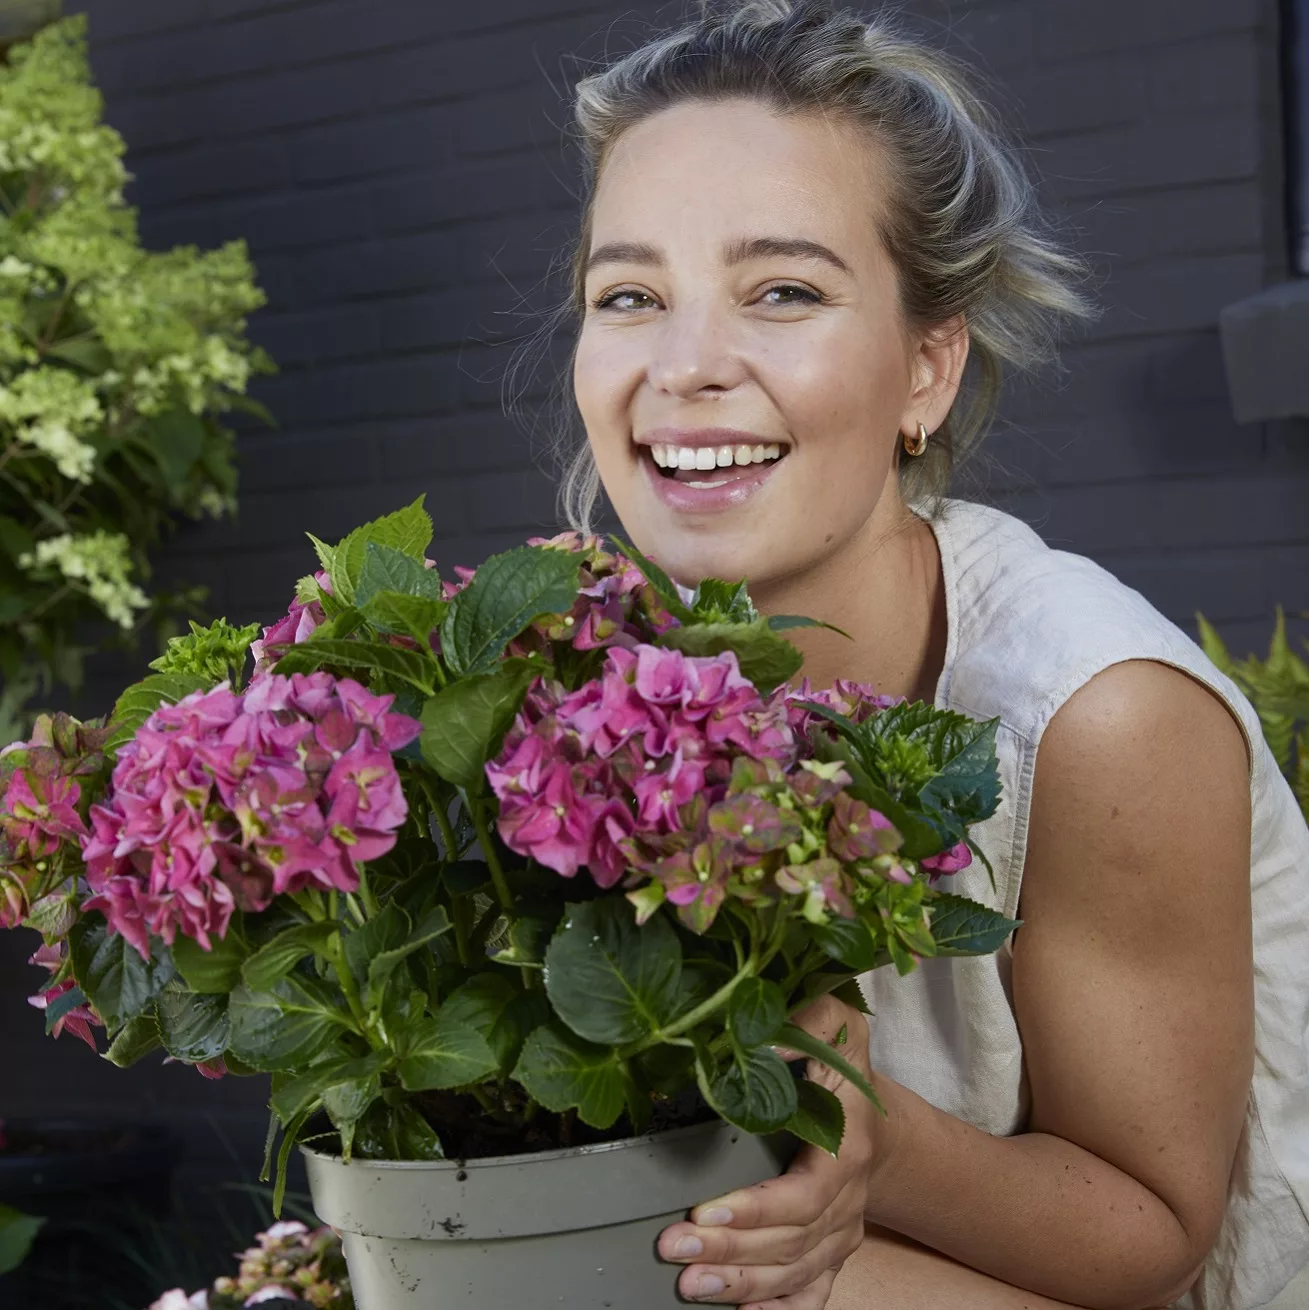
top-left (303, 1120), bottom-right (794, 1309)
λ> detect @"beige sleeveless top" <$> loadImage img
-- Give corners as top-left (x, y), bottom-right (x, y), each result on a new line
top-left (861, 497), bottom-right (1309, 1307)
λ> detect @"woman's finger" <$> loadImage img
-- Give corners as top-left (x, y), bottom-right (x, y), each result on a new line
top-left (743, 1266), bottom-right (839, 1310)
top-left (676, 1226), bottom-right (860, 1303)
top-left (659, 1175), bottom-right (865, 1266)
top-left (682, 1146), bottom-right (848, 1232)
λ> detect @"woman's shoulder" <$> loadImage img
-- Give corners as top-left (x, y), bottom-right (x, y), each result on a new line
top-left (935, 497), bottom-right (1258, 753)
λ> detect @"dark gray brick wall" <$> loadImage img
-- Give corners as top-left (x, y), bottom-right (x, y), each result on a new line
top-left (5, 0), bottom-right (1306, 1178)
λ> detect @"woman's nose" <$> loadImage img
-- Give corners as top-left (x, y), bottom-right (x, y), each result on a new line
top-left (645, 303), bottom-right (748, 398)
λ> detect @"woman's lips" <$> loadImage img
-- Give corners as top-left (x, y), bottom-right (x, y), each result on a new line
top-left (641, 445), bottom-right (783, 512)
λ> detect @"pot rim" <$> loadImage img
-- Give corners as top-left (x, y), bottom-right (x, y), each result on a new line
top-left (300, 1114), bottom-right (732, 1173)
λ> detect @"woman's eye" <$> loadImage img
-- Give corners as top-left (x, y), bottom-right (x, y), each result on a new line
top-left (591, 289), bottom-right (654, 311)
top-left (760, 284), bottom-right (821, 306)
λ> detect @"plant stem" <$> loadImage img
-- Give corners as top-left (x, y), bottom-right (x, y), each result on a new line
top-left (621, 954), bottom-right (758, 1059)
top-left (328, 934), bottom-right (369, 1036)
top-left (452, 894), bottom-right (471, 967)
top-left (357, 868), bottom-right (380, 918)
top-left (468, 797), bottom-right (513, 911)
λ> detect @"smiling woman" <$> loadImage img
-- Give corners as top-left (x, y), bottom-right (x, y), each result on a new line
top-left (527, 1), bottom-right (1309, 1309)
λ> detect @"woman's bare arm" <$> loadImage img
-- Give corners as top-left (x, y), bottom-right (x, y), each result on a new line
top-left (853, 659), bottom-right (1253, 1309)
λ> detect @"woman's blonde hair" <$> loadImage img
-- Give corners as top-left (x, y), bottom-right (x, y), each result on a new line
top-left (512, 0), bottom-right (1098, 531)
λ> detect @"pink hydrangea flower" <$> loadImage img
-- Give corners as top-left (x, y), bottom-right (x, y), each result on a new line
top-left (920, 841), bottom-right (973, 877)
top-left (785, 677), bottom-right (900, 739)
top-left (1, 769), bottom-right (88, 862)
top-left (250, 571), bottom-right (331, 672)
top-left (27, 943), bottom-right (101, 1051)
top-left (81, 674), bottom-right (420, 959)
top-left (488, 644), bottom-right (793, 892)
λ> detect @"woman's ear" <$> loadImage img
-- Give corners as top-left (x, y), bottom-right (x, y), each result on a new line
top-left (902, 315), bottom-right (970, 438)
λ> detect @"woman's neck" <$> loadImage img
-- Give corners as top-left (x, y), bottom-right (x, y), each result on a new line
top-left (750, 490), bottom-right (948, 706)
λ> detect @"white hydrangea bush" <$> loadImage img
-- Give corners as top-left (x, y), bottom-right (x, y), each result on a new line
top-left (0, 16), bottom-right (273, 738)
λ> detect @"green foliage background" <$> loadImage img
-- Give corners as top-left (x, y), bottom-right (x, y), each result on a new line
top-left (0, 15), bottom-right (272, 743)
top-left (1198, 607), bottom-right (1309, 823)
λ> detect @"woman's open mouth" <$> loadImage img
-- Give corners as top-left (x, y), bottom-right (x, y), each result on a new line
top-left (640, 440), bottom-right (789, 511)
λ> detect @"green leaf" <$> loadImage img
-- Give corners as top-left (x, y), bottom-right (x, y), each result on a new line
top-left (0, 514), bottom-right (34, 563)
top-left (156, 983), bottom-right (230, 1062)
top-left (397, 1010), bottom-right (499, 1091)
top-left (512, 1022), bottom-right (628, 1129)
top-left (354, 1097), bottom-right (445, 1161)
top-left (105, 673), bottom-right (209, 756)
top-left (342, 903), bottom-right (408, 984)
top-left (786, 1080), bottom-right (845, 1155)
top-left (441, 545), bottom-right (582, 676)
top-left (363, 591), bottom-right (447, 642)
top-left (916, 717), bottom-right (1001, 829)
top-left (242, 922), bottom-right (338, 992)
top-left (69, 919), bottom-right (176, 1031)
top-left (659, 618), bottom-right (803, 694)
top-left (690, 578), bottom-right (756, 623)
top-left (0, 1205), bottom-right (45, 1275)
top-left (271, 1051), bottom-right (392, 1126)
top-left (104, 1012), bottom-right (162, 1068)
top-left (812, 915), bottom-right (883, 973)
top-left (273, 638), bottom-right (437, 694)
top-left (323, 1071), bottom-right (381, 1162)
top-left (766, 614), bottom-right (852, 639)
top-left (355, 542), bottom-right (442, 608)
top-left (438, 972), bottom-right (543, 1076)
top-left (143, 409), bottom-right (207, 493)
top-left (544, 899), bottom-right (682, 1046)
top-left (703, 1045), bottom-right (798, 1134)
top-left (776, 1023), bottom-right (884, 1115)
top-left (44, 337), bottom-right (112, 373)
top-left (925, 893), bottom-right (1020, 957)
top-left (727, 977), bottom-right (787, 1049)
top-left (227, 976), bottom-right (350, 1072)
top-left (366, 906), bottom-right (452, 1009)
top-left (172, 926), bottom-right (248, 994)
top-left (1195, 612), bottom-right (1235, 675)
top-left (607, 534), bottom-right (692, 622)
top-left (43, 984), bottom-right (89, 1034)
top-left (419, 659), bottom-right (539, 789)
top-left (329, 498), bottom-right (434, 604)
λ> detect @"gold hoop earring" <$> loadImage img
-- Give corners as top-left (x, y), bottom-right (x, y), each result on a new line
top-left (904, 421), bottom-right (929, 457)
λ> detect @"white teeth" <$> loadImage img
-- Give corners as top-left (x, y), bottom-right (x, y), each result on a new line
top-left (649, 442), bottom-right (787, 470)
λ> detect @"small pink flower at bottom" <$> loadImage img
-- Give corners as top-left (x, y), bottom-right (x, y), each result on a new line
top-left (27, 977), bottom-right (101, 1051)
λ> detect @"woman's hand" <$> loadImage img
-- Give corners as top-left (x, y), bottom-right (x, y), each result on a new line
top-left (656, 994), bottom-right (888, 1308)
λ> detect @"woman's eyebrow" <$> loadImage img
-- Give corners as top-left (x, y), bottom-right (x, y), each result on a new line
top-left (584, 235), bottom-right (852, 276)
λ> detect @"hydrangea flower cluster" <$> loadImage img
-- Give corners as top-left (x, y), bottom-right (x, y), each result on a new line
top-left (488, 644), bottom-right (795, 908)
top-left (18, 530), bottom-right (150, 629)
top-left (517, 532), bottom-right (679, 654)
top-left (489, 649), bottom-right (973, 931)
top-left (149, 1220), bottom-right (353, 1310)
top-left (81, 673), bottom-right (420, 959)
top-left (250, 570), bottom-right (331, 672)
top-left (0, 711), bottom-right (108, 928)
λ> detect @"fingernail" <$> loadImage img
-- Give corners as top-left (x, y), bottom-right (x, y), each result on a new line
top-left (695, 1272), bottom-right (726, 1298)
top-left (695, 1206), bottom-right (733, 1226)
top-left (672, 1235), bottom-right (703, 1258)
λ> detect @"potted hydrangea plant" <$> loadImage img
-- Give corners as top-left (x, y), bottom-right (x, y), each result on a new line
top-left (0, 498), bottom-right (1015, 1309)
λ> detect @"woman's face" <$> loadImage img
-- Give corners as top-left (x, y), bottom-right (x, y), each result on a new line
top-left (573, 97), bottom-right (957, 589)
